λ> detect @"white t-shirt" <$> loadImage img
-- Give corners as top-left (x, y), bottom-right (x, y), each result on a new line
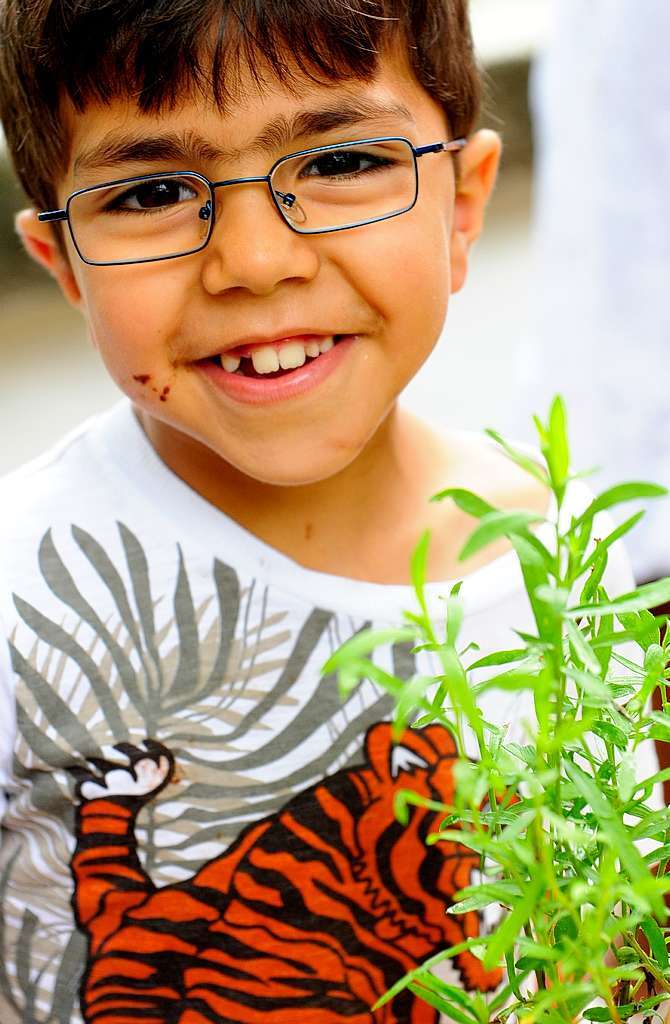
top-left (0, 401), bottom-right (657, 1024)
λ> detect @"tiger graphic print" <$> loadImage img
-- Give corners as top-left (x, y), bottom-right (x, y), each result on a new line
top-left (70, 722), bottom-right (502, 1023)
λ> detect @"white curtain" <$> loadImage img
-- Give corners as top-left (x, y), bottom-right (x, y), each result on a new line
top-left (521, 0), bottom-right (670, 581)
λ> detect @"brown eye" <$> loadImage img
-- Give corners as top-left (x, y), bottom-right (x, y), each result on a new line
top-left (300, 150), bottom-right (390, 180)
top-left (109, 178), bottom-right (198, 212)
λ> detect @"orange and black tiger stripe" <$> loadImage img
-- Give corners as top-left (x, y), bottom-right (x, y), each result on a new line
top-left (70, 723), bottom-right (503, 1023)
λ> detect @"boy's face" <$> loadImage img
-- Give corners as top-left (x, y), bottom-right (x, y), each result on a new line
top-left (20, 48), bottom-right (499, 487)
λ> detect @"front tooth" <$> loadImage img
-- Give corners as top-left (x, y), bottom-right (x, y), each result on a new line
top-left (305, 341), bottom-right (320, 358)
top-left (221, 354), bottom-right (241, 373)
top-left (318, 337), bottom-right (334, 354)
top-left (278, 343), bottom-right (307, 370)
top-left (251, 346), bottom-right (280, 374)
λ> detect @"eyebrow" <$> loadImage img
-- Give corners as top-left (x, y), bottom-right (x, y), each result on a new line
top-left (72, 100), bottom-right (416, 179)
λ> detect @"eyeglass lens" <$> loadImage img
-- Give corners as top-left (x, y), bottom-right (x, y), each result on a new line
top-left (68, 139), bottom-right (418, 264)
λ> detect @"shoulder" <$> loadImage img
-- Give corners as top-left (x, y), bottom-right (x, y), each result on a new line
top-left (0, 403), bottom-right (148, 597)
top-left (432, 427), bottom-right (549, 515)
top-left (0, 402), bottom-right (139, 541)
top-left (410, 418), bottom-right (633, 593)
top-left (0, 419), bottom-right (93, 524)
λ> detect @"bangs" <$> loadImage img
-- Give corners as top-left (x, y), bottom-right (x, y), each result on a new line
top-left (45, 0), bottom-right (410, 115)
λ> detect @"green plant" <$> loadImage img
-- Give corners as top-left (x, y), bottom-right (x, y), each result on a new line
top-left (323, 396), bottom-right (670, 1024)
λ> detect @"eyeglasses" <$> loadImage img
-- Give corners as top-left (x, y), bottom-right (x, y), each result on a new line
top-left (38, 135), bottom-right (466, 267)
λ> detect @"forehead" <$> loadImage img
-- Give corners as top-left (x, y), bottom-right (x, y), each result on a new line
top-left (62, 51), bottom-right (447, 190)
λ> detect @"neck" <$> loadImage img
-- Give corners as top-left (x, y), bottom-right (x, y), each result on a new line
top-left (135, 404), bottom-right (440, 583)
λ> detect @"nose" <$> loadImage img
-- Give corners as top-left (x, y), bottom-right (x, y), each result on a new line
top-left (199, 179), bottom-right (320, 297)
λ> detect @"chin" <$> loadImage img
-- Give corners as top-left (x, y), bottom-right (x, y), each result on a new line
top-left (230, 444), bottom-right (360, 489)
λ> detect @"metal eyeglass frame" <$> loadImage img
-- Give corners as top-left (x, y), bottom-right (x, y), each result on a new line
top-left (38, 135), bottom-right (467, 267)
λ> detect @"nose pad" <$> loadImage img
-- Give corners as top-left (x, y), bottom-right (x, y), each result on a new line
top-left (198, 200), bottom-right (212, 221)
top-left (276, 190), bottom-right (307, 227)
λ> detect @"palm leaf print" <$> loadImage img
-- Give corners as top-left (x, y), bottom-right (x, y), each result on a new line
top-left (2, 522), bottom-right (403, 1021)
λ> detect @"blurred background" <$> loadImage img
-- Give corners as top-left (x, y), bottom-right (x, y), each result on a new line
top-left (2, 0), bottom-right (669, 581)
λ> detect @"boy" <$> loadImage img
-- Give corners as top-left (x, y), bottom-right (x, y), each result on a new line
top-left (0, 2), bottom-right (639, 1022)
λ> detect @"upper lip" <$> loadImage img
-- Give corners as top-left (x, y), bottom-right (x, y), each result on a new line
top-left (199, 330), bottom-right (350, 360)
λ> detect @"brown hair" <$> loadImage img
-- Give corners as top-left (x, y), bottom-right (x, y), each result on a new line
top-left (0, 0), bottom-right (480, 213)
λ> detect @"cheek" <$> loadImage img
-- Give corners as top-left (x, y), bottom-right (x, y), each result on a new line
top-left (335, 208), bottom-right (451, 344)
top-left (78, 266), bottom-right (191, 381)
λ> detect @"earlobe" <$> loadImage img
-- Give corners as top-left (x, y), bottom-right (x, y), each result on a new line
top-left (15, 208), bottom-right (83, 308)
top-left (449, 129), bottom-right (502, 295)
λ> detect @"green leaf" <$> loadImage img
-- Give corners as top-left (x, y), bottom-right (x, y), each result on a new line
top-left (567, 577), bottom-right (670, 618)
top-left (430, 488), bottom-right (496, 518)
top-left (511, 534), bottom-right (554, 641)
top-left (504, 949), bottom-right (523, 1001)
top-left (411, 530), bottom-right (432, 628)
top-left (322, 626), bottom-right (416, 674)
top-left (439, 647), bottom-right (484, 741)
top-left (554, 914), bottom-right (579, 945)
top-left (591, 721), bottom-right (628, 751)
top-left (448, 881), bottom-right (522, 914)
top-left (471, 670), bottom-right (540, 696)
top-left (583, 1008), bottom-right (612, 1022)
top-left (564, 762), bottom-right (658, 908)
top-left (485, 428), bottom-right (550, 485)
top-left (580, 550), bottom-right (609, 607)
top-left (579, 511), bottom-right (645, 576)
top-left (409, 972), bottom-right (483, 1018)
top-left (572, 482), bottom-right (668, 529)
top-left (566, 620), bottom-right (602, 673)
top-left (482, 874), bottom-right (544, 971)
top-left (459, 510), bottom-right (546, 563)
top-left (641, 917), bottom-right (669, 969)
top-left (535, 584), bottom-right (569, 612)
top-left (468, 649), bottom-right (528, 671)
top-left (393, 675), bottom-right (434, 738)
top-left (546, 395), bottom-right (570, 501)
top-left (515, 956), bottom-right (551, 972)
top-left (618, 610), bottom-right (661, 650)
top-left (446, 592), bottom-right (464, 649)
top-left (564, 666), bottom-right (611, 705)
top-left (407, 983), bottom-right (477, 1024)
top-left (594, 611), bottom-right (615, 676)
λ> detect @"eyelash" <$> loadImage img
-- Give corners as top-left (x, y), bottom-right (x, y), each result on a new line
top-left (101, 180), bottom-right (199, 215)
top-left (92, 146), bottom-right (398, 217)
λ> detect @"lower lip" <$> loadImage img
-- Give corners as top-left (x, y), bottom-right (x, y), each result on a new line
top-left (195, 336), bottom-right (357, 405)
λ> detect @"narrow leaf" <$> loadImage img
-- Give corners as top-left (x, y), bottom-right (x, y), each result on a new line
top-left (641, 917), bottom-right (669, 969)
top-left (469, 649), bottom-right (528, 671)
top-left (567, 577), bottom-right (670, 618)
top-left (485, 429), bottom-right (550, 485)
top-left (322, 626), bottom-right (416, 674)
top-left (430, 488), bottom-right (496, 518)
top-left (459, 511), bottom-right (546, 563)
top-left (579, 511), bottom-right (645, 575)
top-left (572, 482), bottom-right (668, 529)
top-left (482, 875), bottom-right (544, 971)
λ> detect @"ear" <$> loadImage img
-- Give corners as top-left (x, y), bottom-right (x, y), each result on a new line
top-left (15, 208), bottom-right (83, 308)
top-left (449, 129), bottom-right (502, 296)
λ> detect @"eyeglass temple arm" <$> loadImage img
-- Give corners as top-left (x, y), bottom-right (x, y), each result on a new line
top-left (38, 210), bottom-right (67, 223)
top-left (414, 138), bottom-right (467, 158)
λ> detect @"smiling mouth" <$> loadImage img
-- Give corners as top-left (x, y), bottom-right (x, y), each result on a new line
top-left (206, 335), bottom-right (347, 379)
